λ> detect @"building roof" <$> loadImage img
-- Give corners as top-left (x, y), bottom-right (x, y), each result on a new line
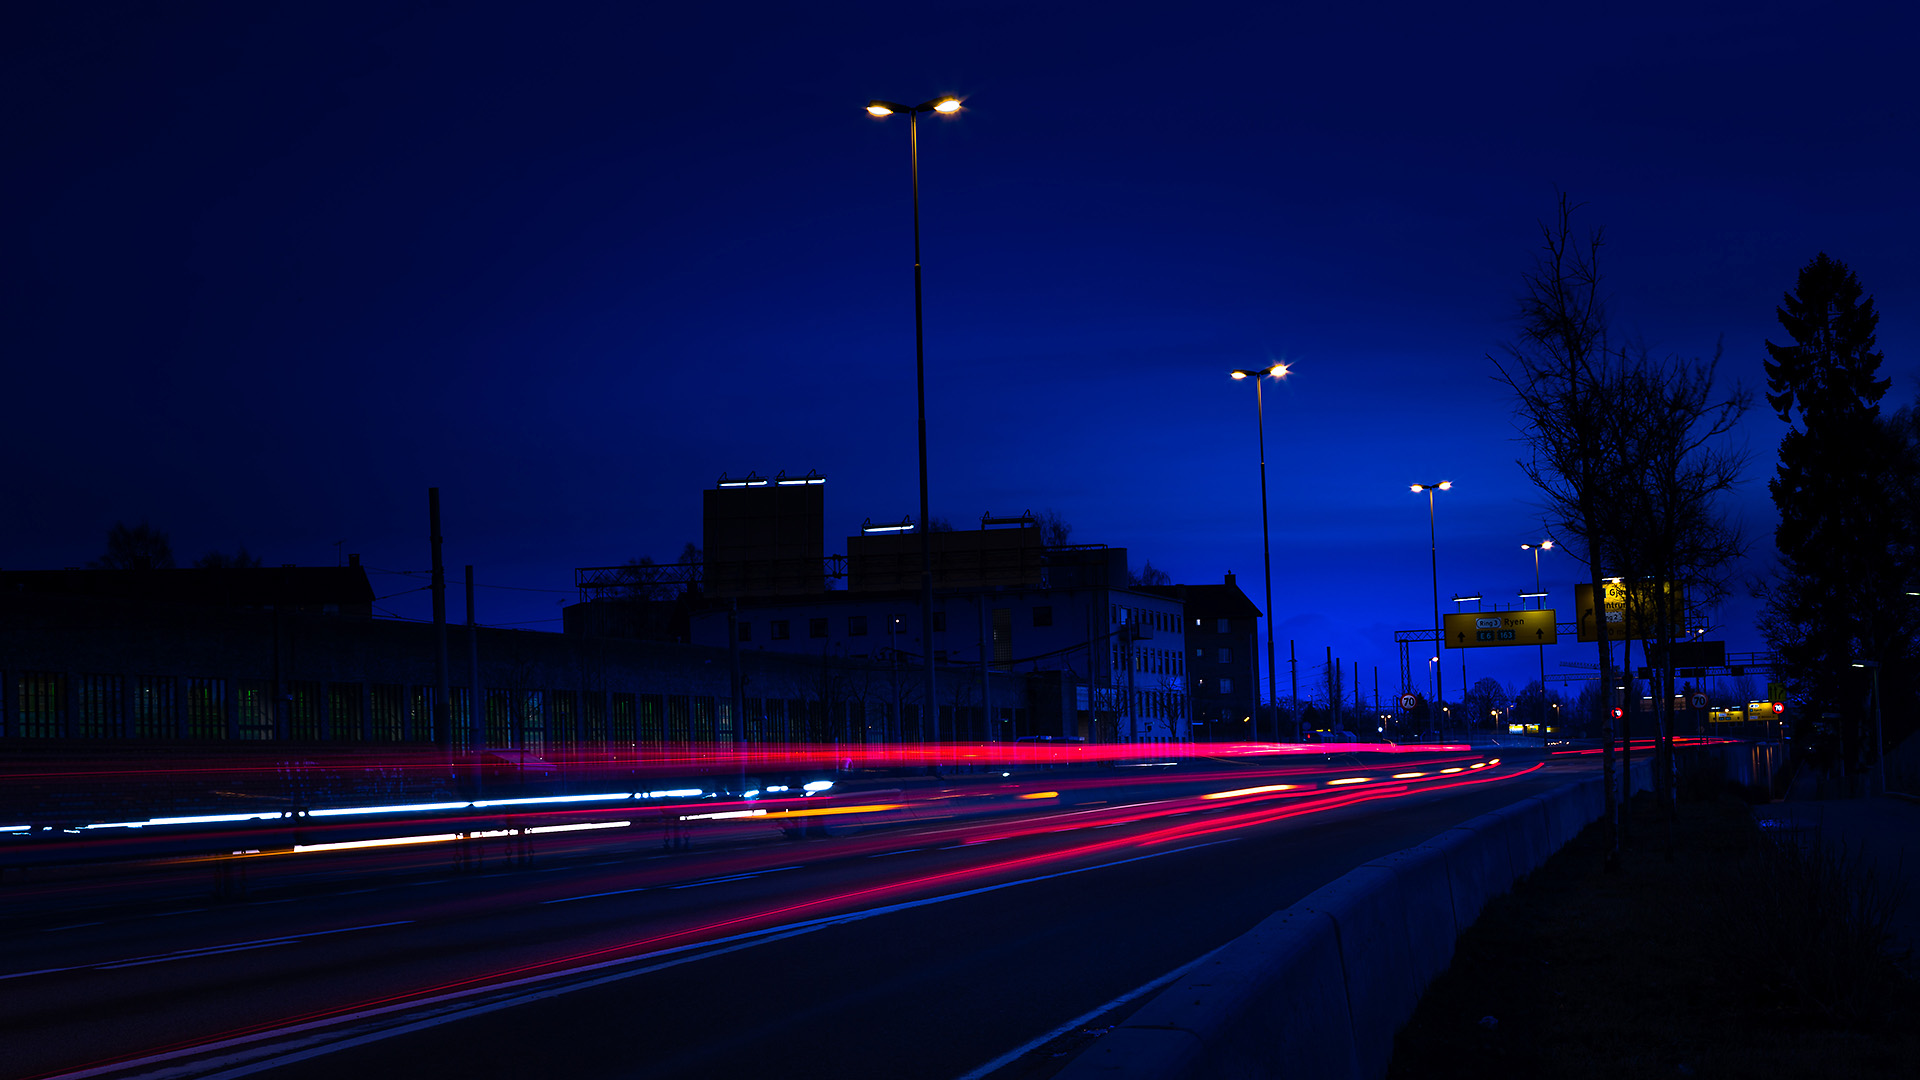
top-left (1138, 574), bottom-right (1263, 620)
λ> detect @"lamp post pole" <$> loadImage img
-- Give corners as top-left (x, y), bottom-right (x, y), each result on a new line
top-left (1231, 365), bottom-right (1289, 741)
top-left (868, 95), bottom-right (960, 748)
top-left (1854, 660), bottom-right (1884, 796)
top-left (1412, 482), bottom-right (1452, 734)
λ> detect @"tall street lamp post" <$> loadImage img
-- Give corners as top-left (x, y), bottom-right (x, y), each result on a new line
top-left (1522, 540), bottom-right (1553, 734)
top-left (1231, 364), bottom-right (1290, 741)
top-left (1411, 482), bottom-right (1452, 733)
top-left (1852, 660), bottom-right (1884, 795)
top-left (867, 94), bottom-right (960, 745)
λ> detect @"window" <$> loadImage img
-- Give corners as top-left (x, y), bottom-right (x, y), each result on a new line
top-left (848, 615), bottom-right (868, 636)
top-left (1219, 678), bottom-right (1234, 694)
top-left (1194, 646), bottom-right (1204, 658)
top-left (1218, 647), bottom-right (1232, 663)
top-left (771, 619), bottom-right (790, 640)
top-left (809, 617), bottom-right (829, 638)
top-left (933, 611), bottom-right (947, 632)
top-left (1216, 618), bottom-right (1230, 633)
top-left (738, 621), bottom-right (752, 642)
top-left (1032, 605), bottom-right (1053, 627)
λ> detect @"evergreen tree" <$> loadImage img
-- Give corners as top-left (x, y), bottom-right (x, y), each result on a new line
top-left (1759, 253), bottom-right (1906, 776)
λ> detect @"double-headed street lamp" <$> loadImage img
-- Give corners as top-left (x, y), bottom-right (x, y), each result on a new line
top-left (867, 94), bottom-right (961, 744)
top-left (1231, 363), bottom-right (1289, 741)
top-left (1411, 482), bottom-right (1452, 731)
top-left (1521, 540), bottom-right (1553, 732)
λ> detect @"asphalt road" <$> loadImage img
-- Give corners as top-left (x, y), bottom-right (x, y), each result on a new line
top-left (1, 753), bottom-right (1595, 1080)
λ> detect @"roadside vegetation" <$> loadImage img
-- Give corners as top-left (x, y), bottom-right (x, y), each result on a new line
top-left (1388, 784), bottom-right (1915, 1079)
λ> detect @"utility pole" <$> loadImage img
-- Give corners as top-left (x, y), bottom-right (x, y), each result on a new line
top-left (1289, 639), bottom-right (1299, 740)
top-left (729, 598), bottom-right (746, 795)
top-left (466, 565), bottom-right (482, 799)
top-left (430, 488), bottom-right (451, 755)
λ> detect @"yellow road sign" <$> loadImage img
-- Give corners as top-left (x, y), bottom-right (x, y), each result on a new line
top-left (1443, 609), bottom-right (1558, 649)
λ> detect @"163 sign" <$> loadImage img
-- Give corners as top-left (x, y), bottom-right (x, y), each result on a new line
top-left (1443, 609), bottom-right (1558, 649)
top-left (1574, 581), bottom-right (1685, 642)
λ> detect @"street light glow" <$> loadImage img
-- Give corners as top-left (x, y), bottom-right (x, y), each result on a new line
top-left (1231, 371), bottom-right (1248, 380)
top-left (866, 103), bottom-right (894, 117)
top-left (932, 98), bottom-right (961, 113)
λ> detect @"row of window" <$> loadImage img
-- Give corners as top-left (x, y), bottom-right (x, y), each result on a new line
top-left (1113, 646), bottom-right (1184, 677)
top-left (1114, 605), bottom-right (1186, 635)
top-left (740, 606), bottom-right (1060, 643)
top-left (0, 672), bottom-right (1037, 747)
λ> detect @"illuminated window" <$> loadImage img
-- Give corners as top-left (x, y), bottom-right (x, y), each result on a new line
top-left (1219, 678), bottom-right (1234, 694)
top-left (1216, 618), bottom-right (1229, 633)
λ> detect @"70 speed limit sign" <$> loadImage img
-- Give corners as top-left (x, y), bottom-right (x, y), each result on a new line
top-left (1398, 693), bottom-right (1419, 710)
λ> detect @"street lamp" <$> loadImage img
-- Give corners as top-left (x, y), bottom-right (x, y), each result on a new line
top-left (867, 94), bottom-right (962, 745)
top-left (1231, 363), bottom-right (1290, 741)
top-left (1411, 481), bottom-right (1452, 730)
top-left (1522, 539), bottom-right (1553, 732)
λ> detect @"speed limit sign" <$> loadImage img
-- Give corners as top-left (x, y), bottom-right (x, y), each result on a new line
top-left (1398, 693), bottom-right (1418, 710)
top-left (1690, 693), bottom-right (1707, 709)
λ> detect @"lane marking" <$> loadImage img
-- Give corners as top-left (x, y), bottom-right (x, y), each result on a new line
top-left (951, 949), bottom-right (1221, 1080)
top-left (52, 840), bottom-right (1238, 1080)
top-left (666, 866), bottom-right (802, 890)
top-left (541, 886), bottom-right (649, 905)
top-left (0, 921), bottom-right (414, 982)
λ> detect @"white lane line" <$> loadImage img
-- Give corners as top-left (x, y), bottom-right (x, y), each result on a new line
top-left (667, 866), bottom-right (802, 890)
top-left (0, 921), bottom-right (414, 982)
top-left (949, 948), bottom-right (1221, 1080)
top-left (541, 886), bottom-right (649, 905)
top-left (64, 840), bottom-right (1239, 1080)
top-left (865, 849), bottom-right (918, 858)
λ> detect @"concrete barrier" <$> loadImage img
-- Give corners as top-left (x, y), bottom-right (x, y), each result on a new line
top-left (1501, 797), bottom-right (1551, 875)
top-left (1056, 770), bottom-right (1625, 1080)
top-left (1061, 907), bottom-right (1360, 1079)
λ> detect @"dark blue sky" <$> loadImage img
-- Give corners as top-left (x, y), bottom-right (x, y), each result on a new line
top-left (6, 1), bottom-right (1916, 700)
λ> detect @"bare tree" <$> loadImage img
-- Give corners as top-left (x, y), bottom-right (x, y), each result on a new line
top-left (194, 546), bottom-right (262, 569)
top-left (91, 521), bottom-right (175, 570)
top-left (1128, 560), bottom-right (1171, 586)
top-left (1492, 194), bottom-right (1628, 857)
top-left (1038, 509), bottom-right (1073, 547)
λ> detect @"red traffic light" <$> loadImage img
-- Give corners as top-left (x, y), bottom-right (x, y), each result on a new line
top-left (1771, 701), bottom-right (1785, 715)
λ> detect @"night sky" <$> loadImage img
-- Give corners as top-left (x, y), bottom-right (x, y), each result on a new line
top-left (7, 2), bottom-right (1916, 702)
